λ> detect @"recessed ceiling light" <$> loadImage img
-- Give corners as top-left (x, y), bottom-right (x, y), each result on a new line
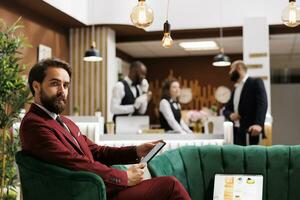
top-left (179, 41), bottom-right (219, 51)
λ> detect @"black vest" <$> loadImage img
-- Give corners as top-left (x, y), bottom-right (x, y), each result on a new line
top-left (159, 99), bottom-right (181, 131)
top-left (113, 80), bottom-right (140, 122)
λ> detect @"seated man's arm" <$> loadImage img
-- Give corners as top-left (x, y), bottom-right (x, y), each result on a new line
top-left (85, 136), bottom-right (140, 165)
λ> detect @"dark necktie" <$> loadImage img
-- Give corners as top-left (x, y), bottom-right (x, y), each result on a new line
top-left (133, 85), bottom-right (140, 98)
top-left (56, 116), bottom-right (69, 132)
top-left (56, 116), bottom-right (80, 148)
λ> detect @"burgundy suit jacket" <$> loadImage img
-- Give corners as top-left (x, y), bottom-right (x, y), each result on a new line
top-left (20, 104), bottom-right (139, 193)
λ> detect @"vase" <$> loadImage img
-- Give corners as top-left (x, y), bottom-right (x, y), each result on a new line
top-left (194, 121), bottom-right (203, 133)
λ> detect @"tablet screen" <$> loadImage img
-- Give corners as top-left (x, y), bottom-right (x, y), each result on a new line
top-left (140, 141), bottom-right (166, 163)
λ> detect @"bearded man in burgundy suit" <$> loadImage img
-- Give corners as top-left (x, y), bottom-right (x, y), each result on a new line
top-left (20, 58), bottom-right (190, 200)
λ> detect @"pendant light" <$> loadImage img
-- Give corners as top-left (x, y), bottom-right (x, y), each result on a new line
top-left (84, 40), bottom-right (102, 62)
top-left (84, 0), bottom-right (102, 62)
top-left (162, 0), bottom-right (173, 48)
top-left (213, 48), bottom-right (231, 67)
top-left (212, 0), bottom-right (231, 67)
top-left (130, 0), bottom-right (154, 29)
top-left (282, 0), bottom-right (300, 27)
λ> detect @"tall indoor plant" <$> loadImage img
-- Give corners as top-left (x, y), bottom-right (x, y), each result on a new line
top-left (0, 18), bottom-right (31, 199)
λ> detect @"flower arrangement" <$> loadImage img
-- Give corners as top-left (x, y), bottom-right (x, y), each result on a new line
top-left (187, 106), bottom-right (218, 122)
top-left (187, 110), bottom-right (208, 123)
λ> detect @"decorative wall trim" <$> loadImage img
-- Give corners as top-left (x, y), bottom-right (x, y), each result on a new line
top-left (246, 64), bottom-right (263, 68)
top-left (249, 52), bottom-right (268, 58)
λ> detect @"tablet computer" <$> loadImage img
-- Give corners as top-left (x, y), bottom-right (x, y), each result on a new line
top-left (140, 141), bottom-right (166, 163)
top-left (213, 174), bottom-right (263, 200)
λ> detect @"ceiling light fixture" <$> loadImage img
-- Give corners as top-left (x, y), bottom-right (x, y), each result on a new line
top-left (213, 48), bottom-right (231, 67)
top-left (282, 0), bottom-right (300, 27)
top-left (212, 0), bottom-right (231, 67)
top-left (84, 41), bottom-right (102, 62)
top-left (130, 0), bottom-right (154, 29)
top-left (162, 0), bottom-right (173, 48)
top-left (84, 0), bottom-right (102, 62)
top-left (179, 41), bottom-right (219, 51)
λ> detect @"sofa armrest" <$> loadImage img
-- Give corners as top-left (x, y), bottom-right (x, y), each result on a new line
top-left (16, 151), bottom-right (106, 200)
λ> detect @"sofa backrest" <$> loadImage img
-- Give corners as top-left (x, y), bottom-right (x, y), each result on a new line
top-left (148, 145), bottom-right (300, 200)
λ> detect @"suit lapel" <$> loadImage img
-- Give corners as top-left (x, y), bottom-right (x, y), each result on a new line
top-left (30, 104), bottom-right (85, 155)
top-left (238, 78), bottom-right (251, 113)
top-left (56, 119), bottom-right (86, 155)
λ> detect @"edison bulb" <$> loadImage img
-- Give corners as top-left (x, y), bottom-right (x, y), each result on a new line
top-left (162, 33), bottom-right (173, 48)
top-left (130, 0), bottom-right (154, 29)
top-left (282, 1), bottom-right (300, 27)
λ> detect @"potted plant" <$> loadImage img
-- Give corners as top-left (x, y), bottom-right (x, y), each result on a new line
top-left (0, 18), bottom-right (32, 199)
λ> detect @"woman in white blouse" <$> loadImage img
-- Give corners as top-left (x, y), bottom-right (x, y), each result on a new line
top-left (159, 80), bottom-right (192, 134)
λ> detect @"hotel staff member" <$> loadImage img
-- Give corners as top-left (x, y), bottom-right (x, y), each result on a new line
top-left (159, 79), bottom-right (192, 134)
top-left (111, 61), bottom-right (149, 122)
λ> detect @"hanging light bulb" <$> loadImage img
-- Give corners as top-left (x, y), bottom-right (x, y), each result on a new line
top-left (282, 0), bottom-right (300, 27)
top-left (212, 48), bottom-right (231, 67)
top-left (84, 41), bottom-right (102, 62)
top-left (162, 20), bottom-right (173, 48)
top-left (130, 0), bottom-right (154, 29)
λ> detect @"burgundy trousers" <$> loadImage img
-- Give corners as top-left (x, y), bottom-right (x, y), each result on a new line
top-left (108, 176), bottom-right (191, 200)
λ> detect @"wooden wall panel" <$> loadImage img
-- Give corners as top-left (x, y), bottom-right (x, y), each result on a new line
top-left (69, 26), bottom-right (110, 116)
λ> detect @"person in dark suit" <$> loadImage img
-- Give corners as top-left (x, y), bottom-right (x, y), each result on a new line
top-left (223, 60), bottom-right (268, 145)
top-left (111, 61), bottom-right (150, 122)
top-left (20, 58), bottom-right (190, 200)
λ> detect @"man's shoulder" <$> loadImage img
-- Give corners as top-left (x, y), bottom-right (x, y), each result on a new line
top-left (20, 110), bottom-right (49, 134)
top-left (114, 81), bottom-right (126, 88)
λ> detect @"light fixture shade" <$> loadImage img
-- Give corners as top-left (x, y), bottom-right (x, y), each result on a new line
top-left (130, 0), bottom-right (154, 29)
top-left (282, 1), bottom-right (300, 27)
top-left (212, 52), bottom-right (231, 67)
top-left (84, 45), bottom-right (102, 62)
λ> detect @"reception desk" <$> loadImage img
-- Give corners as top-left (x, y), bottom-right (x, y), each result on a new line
top-left (97, 133), bottom-right (231, 152)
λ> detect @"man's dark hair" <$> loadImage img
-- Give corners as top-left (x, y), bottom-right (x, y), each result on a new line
top-left (28, 58), bottom-right (72, 96)
top-left (130, 61), bottom-right (145, 71)
top-left (161, 79), bottom-right (179, 100)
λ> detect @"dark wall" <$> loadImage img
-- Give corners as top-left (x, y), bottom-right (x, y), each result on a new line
top-left (0, 2), bottom-right (69, 68)
top-left (141, 54), bottom-right (242, 88)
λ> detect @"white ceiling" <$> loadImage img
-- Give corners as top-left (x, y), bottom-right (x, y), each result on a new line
top-left (117, 33), bottom-right (300, 68)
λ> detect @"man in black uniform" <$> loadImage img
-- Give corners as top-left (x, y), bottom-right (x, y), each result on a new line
top-left (111, 61), bottom-right (149, 122)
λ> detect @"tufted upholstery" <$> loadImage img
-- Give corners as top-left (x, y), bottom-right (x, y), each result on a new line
top-left (16, 151), bottom-right (106, 200)
top-left (148, 145), bottom-right (300, 200)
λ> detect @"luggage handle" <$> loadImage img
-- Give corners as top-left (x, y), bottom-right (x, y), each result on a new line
top-left (246, 132), bottom-right (263, 146)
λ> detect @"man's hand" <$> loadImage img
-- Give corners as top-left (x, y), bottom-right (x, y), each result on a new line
top-left (229, 113), bottom-right (240, 121)
top-left (136, 140), bottom-right (163, 158)
top-left (134, 94), bottom-right (148, 110)
top-left (248, 125), bottom-right (262, 136)
top-left (127, 163), bottom-right (146, 186)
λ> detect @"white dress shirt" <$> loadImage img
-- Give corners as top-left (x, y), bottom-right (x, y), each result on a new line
top-left (110, 76), bottom-right (148, 115)
top-left (159, 99), bottom-right (192, 134)
top-left (233, 74), bottom-right (249, 127)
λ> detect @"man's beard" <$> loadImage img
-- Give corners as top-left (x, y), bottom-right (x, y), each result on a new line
top-left (40, 89), bottom-right (66, 114)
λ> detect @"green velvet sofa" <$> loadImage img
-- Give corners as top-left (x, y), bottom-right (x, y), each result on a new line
top-left (148, 145), bottom-right (300, 200)
top-left (15, 151), bottom-right (106, 200)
